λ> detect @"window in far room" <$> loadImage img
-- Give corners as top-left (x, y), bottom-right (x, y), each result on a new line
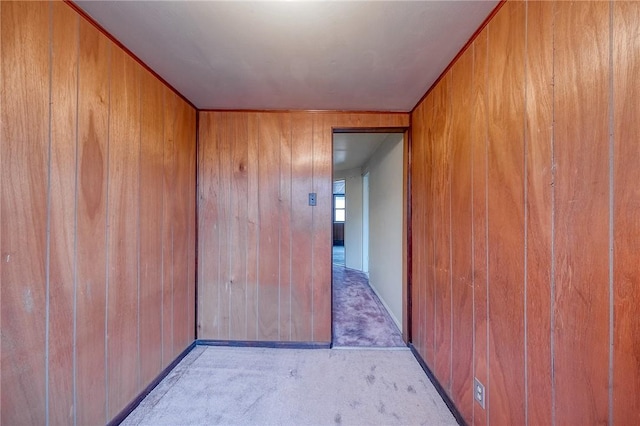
top-left (333, 180), bottom-right (345, 223)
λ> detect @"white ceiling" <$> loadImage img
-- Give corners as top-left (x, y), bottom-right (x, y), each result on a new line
top-left (333, 133), bottom-right (394, 172)
top-left (75, 0), bottom-right (498, 112)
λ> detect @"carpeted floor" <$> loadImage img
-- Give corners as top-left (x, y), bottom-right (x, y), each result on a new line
top-left (122, 345), bottom-right (456, 426)
top-left (332, 261), bottom-right (405, 348)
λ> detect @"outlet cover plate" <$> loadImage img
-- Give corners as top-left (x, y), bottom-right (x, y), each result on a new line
top-left (474, 378), bottom-right (485, 409)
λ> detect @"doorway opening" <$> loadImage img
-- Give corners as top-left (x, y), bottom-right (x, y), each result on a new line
top-left (331, 131), bottom-right (407, 348)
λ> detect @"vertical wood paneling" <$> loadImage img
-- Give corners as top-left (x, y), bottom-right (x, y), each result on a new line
top-left (49, 3), bottom-right (78, 424)
top-left (450, 49), bottom-right (474, 422)
top-left (186, 109), bottom-right (197, 343)
top-left (279, 114), bottom-right (292, 339)
top-left (197, 112), bottom-right (220, 339)
top-left (172, 98), bottom-right (192, 355)
top-left (257, 113), bottom-right (281, 340)
top-left (471, 30), bottom-right (489, 426)
top-left (524, 2), bottom-right (553, 424)
top-left (554, 2), bottom-right (610, 424)
top-left (198, 111), bottom-right (407, 342)
top-left (230, 113), bottom-right (249, 338)
top-left (432, 76), bottom-right (453, 392)
top-left (410, 101), bottom-right (426, 361)
top-left (107, 49), bottom-right (140, 418)
top-left (422, 98), bottom-right (436, 367)
top-left (76, 18), bottom-right (109, 426)
top-left (486, 3), bottom-right (526, 424)
top-left (217, 112), bottom-right (232, 339)
top-left (402, 129), bottom-right (409, 341)
top-left (246, 113), bottom-right (260, 340)
top-left (2, 3), bottom-right (196, 423)
top-left (409, 102), bottom-right (422, 356)
top-left (162, 89), bottom-right (177, 364)
top-left (139, 70), bottom-right (164, 387)
top-left (289, 113), bottom-right (314, 341)
top-left (411, 1), bottom-right (640, 426)
top-left (312, 113), bottom-right (333, 342)
top-left (613, 2), bottom-right (640, 422)
top-left (0, 2), bottom-right (49, 424)
top-left (11, 1), bottom-right (640, 423)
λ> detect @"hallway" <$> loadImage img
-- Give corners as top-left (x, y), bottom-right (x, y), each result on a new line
top-left (332, 247), bottom-right (404, 348)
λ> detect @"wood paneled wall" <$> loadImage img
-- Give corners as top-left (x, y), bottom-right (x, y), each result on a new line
top-left (198, 111), bottom-right (408, 342)
top-left (0, 2), bottom-right (197, 424)
top-left (410, 1), bottom-right (640, 425)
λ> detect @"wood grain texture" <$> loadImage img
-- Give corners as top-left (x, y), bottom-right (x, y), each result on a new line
top-left (186, 108), bottom-right (197, 343)
top-left (408, 104), bottom-right (421, 356)
top-left (380, 113), bottom-right (410, 128)
top-left (335, 113), bottom-right (379, 129)
top-left (410, 101), bottom-right (426, 360)
top-left (76, 18), bottom-right (110, 426)
top-left (416, 100), bottom-right (434, 354)
top-left (107, 48), bottom-right (141, 419)
top-left (0, 2), bottom-right (49, 424)
top-left (613, 3), bottom-right (640, 423)
top-left (422, 98), bottom-right (436, 368)
top-left (471, 29), bottom-right (489, 426)
top-left (172, 94), bottom-right (196, 348)
top-left (402, 129), bottom-right (409, 341)
top-left (409, 1), bottom-right (640, 425)
top-left (171, 98), bottom-right (192, 356)
top-left (486, 3), bottom-right (526, 424)
top-left (524, 2), bottom-right (553, 425)
top-left (431, 75), bottom-right (453, 393)
top-left (217, 112), bottom-right (232, 339)
top-left (449, 48), bottom-right (474, 422)
top-left (198, 111), bottom-right (405, 342)
top-left (553, 2), bottom-right (610, 424)
top-left (257, 113), bottom-right (281, 340)
top-left (332, 112), bottom-right (409, 130)
top-left (48, 3), bottom-right (78, 424)
top-left (139, 69), bottom-right (164, 387)
top-left (312, 113), bottom-right (332, 342)
top-left (197, 112), bottom-right (220, 339)
top-left (278, 114), bottom-right (292, 339)
top-left (229, 113), bottom-right (249, 338)
top-left (162, 89), bottom-right (177, 364)
top-left (289, 113), bottom-right (314, 341)
top-left (1, 2), bottom-right (196, 423)
top-left (246, 113), bottom-right (260, 340)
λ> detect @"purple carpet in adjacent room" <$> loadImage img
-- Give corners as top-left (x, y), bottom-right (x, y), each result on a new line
top-left (332, 261), bottom-right (405, 348)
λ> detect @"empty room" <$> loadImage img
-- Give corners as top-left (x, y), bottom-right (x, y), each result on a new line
top-left (1, 1), bottom-right (639, 425)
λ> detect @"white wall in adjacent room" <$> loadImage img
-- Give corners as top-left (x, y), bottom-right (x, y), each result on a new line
top-left (363, 133), bottom-right (403, 331)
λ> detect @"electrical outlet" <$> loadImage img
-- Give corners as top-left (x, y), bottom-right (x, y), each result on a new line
top-left (474, 378), bottom-right (485, 409)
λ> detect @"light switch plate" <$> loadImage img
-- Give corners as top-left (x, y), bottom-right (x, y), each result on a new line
top-left (308, 193), bottom-right (317, 206)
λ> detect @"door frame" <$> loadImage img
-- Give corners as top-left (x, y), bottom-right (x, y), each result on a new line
top-left (330, 127), bottom-right (412, 344)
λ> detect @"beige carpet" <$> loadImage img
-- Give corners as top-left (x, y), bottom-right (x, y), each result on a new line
top-left (122, 346), bottom-right (456, 426)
